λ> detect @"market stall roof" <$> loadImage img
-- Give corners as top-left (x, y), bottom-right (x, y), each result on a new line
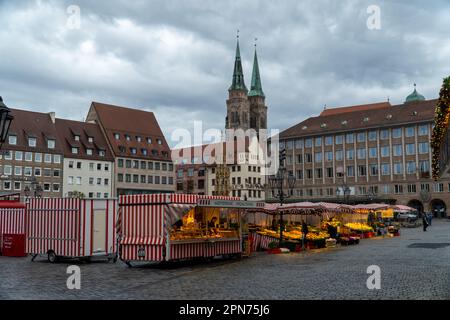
top-left (248, 202), bottom-right (323, 215)
top-left (392, 205), bottom-right (417, 212)
top-left (353, 203), bottom-right (390, 210)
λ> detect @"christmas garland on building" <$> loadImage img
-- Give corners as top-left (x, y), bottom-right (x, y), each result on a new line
top-left (431, 76), bottom-right (450, 180)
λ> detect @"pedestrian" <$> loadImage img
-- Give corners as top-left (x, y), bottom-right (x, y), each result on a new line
top-left (422, 213), bottom-right (429, 232)
top-left (301, 220), bottom-right (309, 250)
top-left (427, 212), bottom-right (433, 226)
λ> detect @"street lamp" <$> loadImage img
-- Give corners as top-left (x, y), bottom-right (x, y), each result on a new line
top-left (268, 148), bottom-right (296, 246)
top-left (0, 96), bottom-right (14, 147)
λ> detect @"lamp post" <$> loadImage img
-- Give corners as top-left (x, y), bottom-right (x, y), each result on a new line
top-left (0, 96), bottom-right (14, 149)
top-left (336, 166), bottom-right (351, 204)
top-left (268, 148), bottom-right (296, 246)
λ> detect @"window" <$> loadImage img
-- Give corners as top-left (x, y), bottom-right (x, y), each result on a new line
top-left (125, 174), bottom-right (131, 183)
top-left (77, 162), bottom-right (82, 169)
top-left (187, 168), bottom-right (194, 177)
top-left (325, 136), bottom-right (333, 146)
top-left (393, 144), bottom-right (402, 157)
top-left (88, 137), bottom-right (94, 143)
top-left (357, 148), bottom-right (366, 160)
top-left (118, 159), bottom-right (124, 168)
top-left (421, 183), bottom-right (430, 192)
top-left (71, 147), bottom-right (78, 154)
top-left (133, 175), bottom-right (139, 183)
top-left (4, 165), bottom-right (12, 176)
top-left (162, 176), bottom-right (167, 185)
top-left (315, 152), bottom-right (322, 163)
top-left (380, 129), bottom-right (389, 140)
top-left (369, 147), bottom-right (377, 158)
top-left (407, 184), bottom-right (417, 193)
top-left (157, 139), bottom-right (162, 145)
top-left (89, 192), bottom-right (94, 198)
top-left (305, 153), bottom-right (312, 163)
top-left (155, 162), bottom-right (161, 170)
top-left (44, 154), bottom-right (52, 163)
top-left (15, 151), bottom-right (23, 161)
top-left (418, 124), bottom-right (429, 136)
top-left (368, 131), bottom-right (377, 141)
top-left (315, 137), bottom-right (322, 147)
top-left (4, 151), bottom-right (12, 160)
top-left (3, 181), bottom-right (11, 190)
top-left (382, 185), bottom-right (390, 194)
top-left (369, 164), bottom-right (378, 176)
top-left (104, 193), bottom-right (109, 199)
top-left (53, 184), bottom-right (60, 192)
top-left (114, 133), bottom-right (120, 140)
top-left (118, 174), bottom-right (123, 182)
top-left (105, 164), bottom-right (109, 171)
top-left (25, 152), bottom-right (33, 161)
top-left (14, 166), bottom-right (22, 176)
top-left (148, 175), bottom-right (153, 184)
top-left (162, 163), bottom-right (168, 171)
top-left (346, 149), bottom-right (354, 160)
top-left (53, 155), bottom-right (61, 164)
top-left (34, 168), bottom-right (41, 177)
top-left (295, 139), bottom-right (304, 149)
top-left (14, 182), bottom-right (21, 191)
top-left (392, 128), bottom-right (402, 138)
top-left (86, 149), bottom-right (93, 155)
top-left (96, 193), bottom-right (101, 199)
top-left (305, 138), bottom-right (312, 148)
top-left (136, 136), bottom-right (142, 142)
top-left (130, 148), bottom-right (137, 155)
top-left (325, 151), bottom-right (333, 162)
top-left (148, 162), bottom-right (154, 170)
top-left (405, 126), bottom-right (415, 137)
top-left (406, 144), bottom-right (415, 155)
top-left (169, 163), bottom-right (174, 171)
top-left (97, 178), bottom-right (102, 185)
top-left (394, 185), bottom-right (404, 194)
top-left (99, 150), bottom-right (105, 157)
top-left (8, 135), bottom-right (17, 145)
top-left (296, 170), bottom-right (303, 179)
top-left (326, 167), bottom-right (333, 178)
top-left (89, 177), bottom-right (94, 185)
top-left (418, 142), bottom-right (429, 154)
top-left (358, 165), bottom-right (367, 177)
top-left (315, 168), bottom-right (323, 179)
top-left (419, 160), bottom-right (430, 177)
top-left (335, 150), bottom-right (343, 161)
top-left (357, 132), bottom-right (366, 142)
top-left (286, 140), bottom-right (294, 150)
top-left (47, 139), bottom-right (55, 149)
top-left (97, 163), bottom-right (102, 170)
top-left (394, 162), bottom-right (403, 175)
top-left (141, 149), bottom-right (148, 156)
top-left (381, 163), bottom-right (390, 175)
top-left (155, 176), bottom-right (160, 184)
top-left (381, 146), bottom-right (390, 157)
top-left (147, 137), bottom-right (152, 144)
top-left (407, 161), bottom-right (416, 174)
top-left (306, 169), bottom-right (313, 179)
top-left (28, 137), bottom-right (37, 147)
top-left (347, 166), bottom-right (354, 177)
top-left (24, 167), bottom-right (32, 176)
top-left (434, 183), bottom-right (444, 193)
top-left (335, 135), bottom-right (343, 145)
top-left (74, 135), bottom-right (80, 141)
top-left (43, 168), bottom-right (51, 177)
top-left (125, 134), bottom-right (131, 141)
top-left (75, 177), bottom-right (81, 185)
top-left (140, 175), bottom-right (146, 184)
top-left (346, 133), bottom-right (354, 144)
top-left (35, 153), bottom-right (42, 162)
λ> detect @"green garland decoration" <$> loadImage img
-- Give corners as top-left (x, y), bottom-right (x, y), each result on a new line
top-left (431, 76), bottom-right (450, 180)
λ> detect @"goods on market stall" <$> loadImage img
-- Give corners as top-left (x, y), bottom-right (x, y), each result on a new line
top-left (344, 223), bottom-right (373, 232)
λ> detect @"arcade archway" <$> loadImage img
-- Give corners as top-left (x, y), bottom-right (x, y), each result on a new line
top-left (430, 199), bottom-right (447, 218)
top-left (407, 199), bottom-right (424, 214)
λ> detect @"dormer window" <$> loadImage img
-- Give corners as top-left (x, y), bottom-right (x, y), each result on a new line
top-left (74, 135), bottom-right (80, 141)
top-left (141, 149), bottom-right (148, 156)
top-left (157, 138), bottom-right (162, 145)
top-left (147, 137), bottom-right (152, 144)
top-left (320, 123), bottom-right (327, 128)
top-left (136, 136), bottom-right (142, 142)
top-left (88, 137), bottom-right (94, 143)
top-left (99, 150), bottom-right (105, 157)
top-left (86, 148), bottom-right (93, 155)
top-left (125, 135), bottom-right (131, 141)
top-left (412, 111), bottom-right (418, 116)
top-left (386, 114), bottom-right (393, 120)
top-left (118, 146), bottom-right (126, 153)
top-left (130, 147), bottom-right (137, 155)
top-left (71, 147), bottom-right (79, 154)
top-left (341, 120), bottom-right (348, 125)
top-left (302, 126), bottom-right (308, 130)
top-left (152, 149), bottom-right (158, 156)
top-left (8, 135), bottom-right (17, 145)
top-left (114, 133), bottom-right (120, 140)
top-left (28, 137), bottom-right (37, 147)
top-left (47, 139), bottom-right (56, 149)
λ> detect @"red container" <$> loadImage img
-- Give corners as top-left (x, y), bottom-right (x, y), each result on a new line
top-left (2, 233), bottom-right (26, 257)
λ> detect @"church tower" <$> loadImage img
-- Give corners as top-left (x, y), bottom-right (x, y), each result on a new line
top-left (248, 45), bottom-right (268, 131)
top-left (226, 37), bottom-right (251, 131)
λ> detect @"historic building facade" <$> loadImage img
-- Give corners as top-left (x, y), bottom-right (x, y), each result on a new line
top-left (275, 87), bottom-right (448, 217)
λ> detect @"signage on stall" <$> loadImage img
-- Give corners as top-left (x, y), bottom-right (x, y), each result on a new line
top-left (197, 199), bottom-right (264, 209)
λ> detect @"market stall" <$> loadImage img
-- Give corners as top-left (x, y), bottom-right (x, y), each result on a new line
top-left (0, 198), bottom-right (26, 256)
top-left (118, 194), bottom-right (264, 264)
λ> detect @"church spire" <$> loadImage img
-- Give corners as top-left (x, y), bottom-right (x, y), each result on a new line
top-left (229, 32), bottom-right (247, 92)
top-left (248, 39), bottom-right (264, 97)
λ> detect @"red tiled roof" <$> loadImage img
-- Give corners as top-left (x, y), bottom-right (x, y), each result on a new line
top-left (320, 102), bottom-right (391, 116)
top-left (89, 102), bottom-right (172, 161)
top-left (280, 99), bottom-right (437, 139)
top-left (55, 118), bottom-right (114, 161)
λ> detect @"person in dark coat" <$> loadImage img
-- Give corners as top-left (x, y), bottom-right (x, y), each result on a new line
top-left (422, 214), bottom-right (429, 232)
top-left (301, 220), bottom-right (309, 249)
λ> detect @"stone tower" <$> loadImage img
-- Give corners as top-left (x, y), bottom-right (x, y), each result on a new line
top-left (225, 39), bottom-right (267, 133)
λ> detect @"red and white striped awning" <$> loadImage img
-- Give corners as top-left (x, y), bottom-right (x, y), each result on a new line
top-left (121, 236), bottom-right (164, 245)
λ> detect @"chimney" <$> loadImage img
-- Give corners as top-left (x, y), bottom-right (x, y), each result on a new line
top-left (48, 112), bottom-right (55, 124)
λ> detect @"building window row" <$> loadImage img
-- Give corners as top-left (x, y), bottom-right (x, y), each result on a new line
top-left (0, 151), bottom-right (61, 164)
top-left (118, 159), bottom-right (173, 171)
top-left (117, 173), bottom-right (174, 185)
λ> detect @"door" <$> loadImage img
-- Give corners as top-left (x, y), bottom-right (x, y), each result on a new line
top-left (93, 210), bottom-right (107, 253)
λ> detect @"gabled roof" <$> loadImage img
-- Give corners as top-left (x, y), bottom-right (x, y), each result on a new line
top-left (320, 102), bottom-right (391, 116)
top-left (280, 99), bottom-right (437, 139)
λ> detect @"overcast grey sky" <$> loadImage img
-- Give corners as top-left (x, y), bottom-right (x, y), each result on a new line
top-left (1, 0), bottom-right (449, 147)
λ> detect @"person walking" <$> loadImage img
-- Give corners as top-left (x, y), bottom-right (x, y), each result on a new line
top-left (427, 212), bottom-right (433, 226)
top-left (422, 213), bottom-right (429, 232)
top-left (301, 220), bottom-right (309, 250)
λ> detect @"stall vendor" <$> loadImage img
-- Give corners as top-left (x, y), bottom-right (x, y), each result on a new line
top-left (172, 219), bottom-right (183, 231)
top-left (208, 216), bottom-right (219, 233)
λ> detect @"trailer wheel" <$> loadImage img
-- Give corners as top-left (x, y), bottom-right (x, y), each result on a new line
top-left (47, 251), bottom-right (58, 263)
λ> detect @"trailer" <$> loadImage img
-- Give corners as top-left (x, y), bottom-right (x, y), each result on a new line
top-left (118, 194), bottom-right (263, 265)
top-left (26, 198), bottom-right (118, 263)
top-left (0, 199), bottom-right (26, 255)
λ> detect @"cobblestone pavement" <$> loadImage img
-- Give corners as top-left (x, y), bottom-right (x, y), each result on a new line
top-left (1, 220), bottom-right (449, 300)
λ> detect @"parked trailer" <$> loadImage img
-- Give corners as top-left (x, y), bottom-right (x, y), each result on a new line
top-left (0, 200), bottom-right (26, 255)
top-left (118, 194), bottom-right (264, 265)
top-left (26, 198), bottom-right (118, 263)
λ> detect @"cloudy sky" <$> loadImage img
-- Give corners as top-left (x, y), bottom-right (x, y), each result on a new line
top-left (1, 0), bottom-right (449, 147)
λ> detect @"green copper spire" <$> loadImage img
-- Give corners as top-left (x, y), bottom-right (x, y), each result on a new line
top-left (229, 35), bottom-right (247, 92)
top-left (405, 83), bottom-right (425, 103)
top-left (248, 44), bottom-right (265, 97)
